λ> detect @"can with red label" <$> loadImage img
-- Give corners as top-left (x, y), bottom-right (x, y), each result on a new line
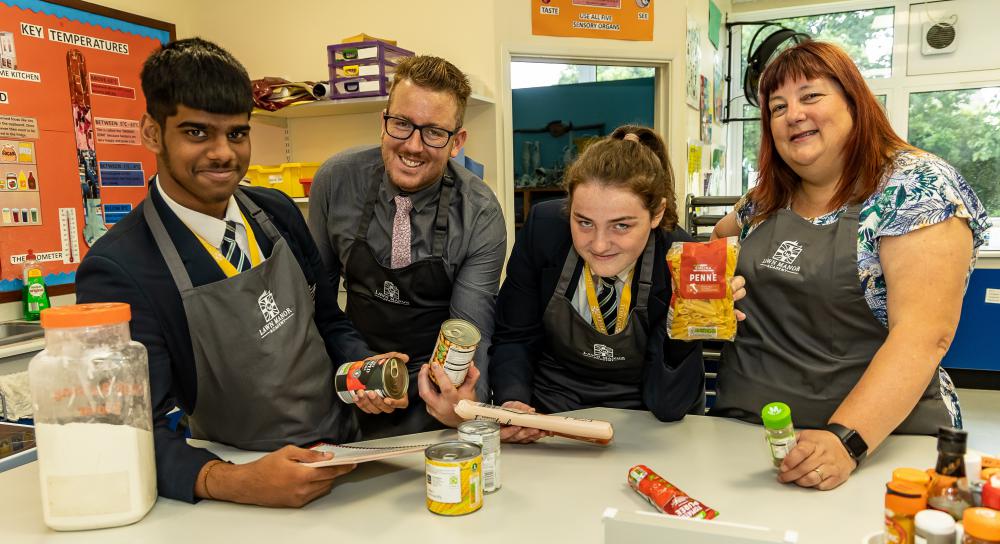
top-left (334, 357), bottom-right (407, 404)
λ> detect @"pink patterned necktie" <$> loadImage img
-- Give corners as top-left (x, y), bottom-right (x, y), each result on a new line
top-left (390, 195), bottom-right (412, 268)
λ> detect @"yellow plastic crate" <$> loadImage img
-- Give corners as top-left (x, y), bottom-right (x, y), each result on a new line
top-left (244, 162), bottom-right (319, 198)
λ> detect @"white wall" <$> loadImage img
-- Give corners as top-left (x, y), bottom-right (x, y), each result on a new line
top-left (907, 0), bottom-right (1000, 76)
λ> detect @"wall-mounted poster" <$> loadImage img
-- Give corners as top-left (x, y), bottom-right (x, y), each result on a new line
top-left (710, 147), bottom-right (726, 196)
top-left (685, 18), bottom-right (700, 108)
top-left (532, 0), bottom-right (654, 41)
top-left (0, 0), bottom-right (174, 298)
top-left (708, 0), bottom-right (722, 49)
top-left (714, 55), bottom-right (725, 125)
top-left (687, 141), bottom-right (702, 196)
top-left (700, 75), bottom-right (712, 143)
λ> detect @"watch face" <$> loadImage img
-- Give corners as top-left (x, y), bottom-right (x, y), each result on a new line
top-left (843, 430), bottom-right (867, 457)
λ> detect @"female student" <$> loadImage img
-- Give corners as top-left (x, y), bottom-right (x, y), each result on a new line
top-left (489, 127), bottom-right (744, 442)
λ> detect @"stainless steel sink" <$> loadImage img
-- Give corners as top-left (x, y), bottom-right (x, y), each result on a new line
top-left (0, 322), bottom-right (43, 347)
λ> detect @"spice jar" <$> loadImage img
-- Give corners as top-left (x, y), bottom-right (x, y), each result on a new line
top-left (894, 467), bottom-right (931, 489)
top-left (963, 508), bottom-right (1000, 543)
top-left (885, 480), bottom-right (927, 544)
top-left (929, 427), bottom-right (970, 519)
top-left (761, 401), bottom-right (796, 469)
top-left (915, 509), bottom-right (956, 544)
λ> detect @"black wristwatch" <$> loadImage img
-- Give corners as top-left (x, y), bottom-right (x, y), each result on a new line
top-left (825, 423), bottom-right (868, 466)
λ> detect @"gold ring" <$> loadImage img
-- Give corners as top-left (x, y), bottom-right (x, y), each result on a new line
top-left (813, 467), bottom-right (824, 480)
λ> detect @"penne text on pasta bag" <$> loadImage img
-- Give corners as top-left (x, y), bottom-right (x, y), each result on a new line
top-left (666, 237), bottom-right (740, 341)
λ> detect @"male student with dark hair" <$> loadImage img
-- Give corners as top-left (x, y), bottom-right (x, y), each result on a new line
top-left (75, 37), bottom-right (383, 507)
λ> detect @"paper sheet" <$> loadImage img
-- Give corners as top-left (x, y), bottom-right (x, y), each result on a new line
top-left (187, 439), bottom-right (427, 467)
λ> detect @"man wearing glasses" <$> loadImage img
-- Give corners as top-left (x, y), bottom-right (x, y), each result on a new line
top-left (309, 56), bottom-right (506, 438)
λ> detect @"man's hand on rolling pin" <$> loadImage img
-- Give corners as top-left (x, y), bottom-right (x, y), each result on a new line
top-left (498, 401), bottom-right (553, 444)
top-left (196, 445), bottom-right (356, 507)
top-left (418, 362), bottom-right (479, 427)
top-left (352, 352), bottom-right (410, 414)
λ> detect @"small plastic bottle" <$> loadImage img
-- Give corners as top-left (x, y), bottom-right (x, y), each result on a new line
top-left (885, 481), bottom-right (928, 544)
top-left (761, 402), bottom-right (796, 468)
top-left (914, 509), bottom-right (956, 544)
top-left (983, 476), bottom-right (1000, 510)
top-left (962, 508), bottom-right (1000, 543)
top-left (965, 453), bottom-right (984, 507)
top-left (22, 250), bottom-right (50, 320)
top-left (894, 467), bottom-right (931, 489)
top-left (928, 427), bottom-right (970, 520)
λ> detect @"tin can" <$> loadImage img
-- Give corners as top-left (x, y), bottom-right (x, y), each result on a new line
top-left (458, 420), bottom-right (501, 493)
top-left (430, 319), bottom-right (480, 387)
top-left (334, 357), bottom-right (408, 404)
top-left (425, 441), bottom-right (483, 516)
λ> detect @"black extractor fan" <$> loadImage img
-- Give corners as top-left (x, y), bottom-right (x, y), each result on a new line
top-left (743, 24), bottom-right (811, 108)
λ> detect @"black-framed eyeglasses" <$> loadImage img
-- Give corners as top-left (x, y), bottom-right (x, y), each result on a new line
top-left (383, 114), bottom-right (458, 149)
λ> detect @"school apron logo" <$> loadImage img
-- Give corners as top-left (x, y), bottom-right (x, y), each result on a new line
top-left (374, 280), bottom-right (410, 305)
top-left (760, 240), bottom-right (803, 275)
top-left (583, 343), bottom-right (626, 363)
top-left (257, 290), bottom-right (295, 339)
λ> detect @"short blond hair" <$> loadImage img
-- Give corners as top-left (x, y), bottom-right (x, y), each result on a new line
top-left (389, 55), bottom-right (471, 129)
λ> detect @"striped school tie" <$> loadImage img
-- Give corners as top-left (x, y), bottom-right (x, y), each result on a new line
top-left (220, 220), bottom-right (251, 273)
top-left (598, 277), bottom-right (618, 334)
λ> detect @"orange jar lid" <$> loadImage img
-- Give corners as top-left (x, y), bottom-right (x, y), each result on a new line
top-left (885, 481), bottom-right (927, 516)
top-left (40, 303), bottom-right (131, 329)
top-left (964, 508), bottom-right (1000, 540)
top-left (892, 467), bottom-right (931, 487)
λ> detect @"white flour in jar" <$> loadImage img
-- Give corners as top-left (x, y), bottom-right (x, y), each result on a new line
top-left (34, 422), bottom-right (156, 530)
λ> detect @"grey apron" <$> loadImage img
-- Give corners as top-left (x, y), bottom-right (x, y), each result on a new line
top-left (343, 175), bottom-right (455, 439)
top-left (712, 205), bottom-right (950, 435)
top-left (144, 189), bottom-right (356, 450)
top-left (532, 235), bottom-right (654, 413)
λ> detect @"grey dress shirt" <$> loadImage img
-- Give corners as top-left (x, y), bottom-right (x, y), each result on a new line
top-left (308, 145), bottom-right (506, 399)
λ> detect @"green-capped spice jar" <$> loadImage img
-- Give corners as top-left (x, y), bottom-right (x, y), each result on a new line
top-left (762, 402), bottom-right (797, 469)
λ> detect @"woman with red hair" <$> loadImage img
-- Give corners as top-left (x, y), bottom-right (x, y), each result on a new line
top-left (711, 41), bottom-right (990, 489)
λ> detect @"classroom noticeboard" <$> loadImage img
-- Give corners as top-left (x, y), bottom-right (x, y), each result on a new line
top-left (532, 0), bottom-right (654, 41)
top-left (0, 0), bottom-right (173, 295)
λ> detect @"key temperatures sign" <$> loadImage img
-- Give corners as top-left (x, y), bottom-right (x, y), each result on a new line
top-left (532, 0), bottom-right (654, 41)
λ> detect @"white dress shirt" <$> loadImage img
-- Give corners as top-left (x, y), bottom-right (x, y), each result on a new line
top-left (157, 178), bottom-right (262, 260)
top-left (570, 261), bottom-right (636, 326)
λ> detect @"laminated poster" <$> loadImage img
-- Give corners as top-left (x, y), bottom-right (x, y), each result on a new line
top-left (532, 0), bottom-right (654, 41)
top-left (0, 0), bottom-right (173, 295)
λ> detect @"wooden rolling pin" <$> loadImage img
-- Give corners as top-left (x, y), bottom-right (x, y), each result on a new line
top-left (454, 400), bottom-right (614, 445)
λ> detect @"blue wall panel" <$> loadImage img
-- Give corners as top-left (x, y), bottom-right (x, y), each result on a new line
top-left (941, 268), bottom-right (1000, 371)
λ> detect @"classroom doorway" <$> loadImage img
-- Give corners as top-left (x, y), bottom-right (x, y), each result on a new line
top-left (507, 59), bottom-right (663, 230)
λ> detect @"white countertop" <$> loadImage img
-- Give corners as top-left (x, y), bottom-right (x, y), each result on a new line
top-left (0, 409), bottom-right (937, 543)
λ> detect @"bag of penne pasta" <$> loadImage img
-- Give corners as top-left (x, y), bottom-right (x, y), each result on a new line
top-left (666, 237), bottom-right (740, 341)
